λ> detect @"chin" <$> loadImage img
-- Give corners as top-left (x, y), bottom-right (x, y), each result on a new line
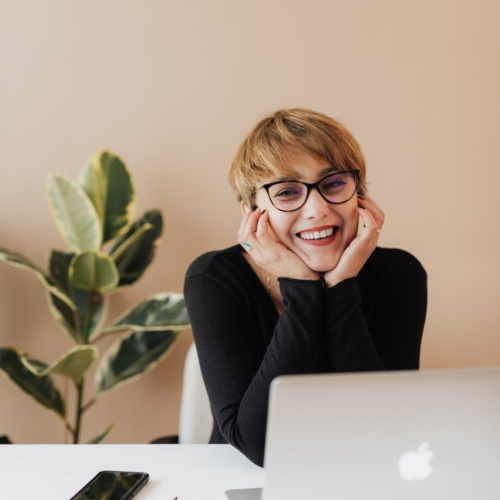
top-left (304, 255), bottom-right (340, 274)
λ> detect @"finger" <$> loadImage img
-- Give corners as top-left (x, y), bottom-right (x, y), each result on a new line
top-left (255, 209), bottom-right (269, 239)
top-left (238, 208), bottom-right (254, 240)
top-left (357, 197), bottom-right (385, 230)
top-left (358, 207), bottom-right (381, 239)
top-left (245, 207), bottom-right (261, 234)
top-left (240, 208), bottom-right (266, 251)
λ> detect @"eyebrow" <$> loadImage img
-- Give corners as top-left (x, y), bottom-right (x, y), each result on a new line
top-left (274, 166), bottom-right (338, 182)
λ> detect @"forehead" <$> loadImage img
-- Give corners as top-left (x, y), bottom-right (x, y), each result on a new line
top-left (259, 148), bottom-right (336, 185)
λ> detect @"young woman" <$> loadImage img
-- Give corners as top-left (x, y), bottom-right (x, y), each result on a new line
top-left (183, 108), bottom-right (428, 467)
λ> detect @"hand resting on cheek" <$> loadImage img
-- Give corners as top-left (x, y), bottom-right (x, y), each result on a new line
top-left (238, 206), bottom-right (320, 282)
top-left (323, 193), bottom-right (386, 288)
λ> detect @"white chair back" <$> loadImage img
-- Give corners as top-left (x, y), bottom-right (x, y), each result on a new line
top-left (178, 342), bottom-right (214, 444)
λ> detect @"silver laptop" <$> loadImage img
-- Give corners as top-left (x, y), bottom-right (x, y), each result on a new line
top-left (226, 366), bottom-right (500, 500)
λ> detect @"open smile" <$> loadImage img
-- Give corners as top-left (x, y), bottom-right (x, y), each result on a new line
top-left (296, 225), bottom-right (339, 246)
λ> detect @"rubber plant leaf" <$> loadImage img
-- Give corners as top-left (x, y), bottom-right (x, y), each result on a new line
top-left (69, 251), bottom-right (119, 294)
top-left (47, 250), bottom-right (108, 342)
top-left (0, 248), bottom-right (75, 309)
top-left (46, 173), bottom-right (102, 252)
top-left (94, 329), bottom-right (181, 396)
top-left (98, 292), bottom-right (190, 338)
top-left (0, 348), bottom-right (65, 418)
top-left (21, 345), bottom-right (98, 380)
top-left (108, 210), bottom-right (163, 291)
top-left (77, 150), bottom-right (136, 244)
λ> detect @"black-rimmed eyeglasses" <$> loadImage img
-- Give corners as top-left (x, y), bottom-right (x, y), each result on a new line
top-left (254, 169), bottom-right (360, 212)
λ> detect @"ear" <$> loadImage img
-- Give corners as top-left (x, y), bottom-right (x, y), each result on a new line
top-left (240, 201), bottom-right (249, 217)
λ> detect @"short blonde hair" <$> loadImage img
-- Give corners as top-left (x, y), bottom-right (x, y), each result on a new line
top-left (228, 108), bottom-right (369, 210)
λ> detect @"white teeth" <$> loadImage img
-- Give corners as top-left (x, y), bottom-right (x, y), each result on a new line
top-left (298, 227), bottom-right (336, 240)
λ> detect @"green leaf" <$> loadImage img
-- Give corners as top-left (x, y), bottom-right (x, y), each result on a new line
top-left (48, 250), bottom-right (75, 296)
top-left (109, 223), bottom-right (153, 263)
top-left (21, 346), bottom-right (98, 380)
top-left (46, 173), bottom-right (102, 252)
top-left (0, 348), bottom-right (65, 418)
top-left (108, 210), bottom-right (163, 291)
top-left (100, 293), bottom-right (190, 337)
top-left (21, 358), bottom-right (48, 372)
top-left (78, 150), bottom-right (136, 244)
top-left (69, 251), bottom-right (119, 293)
top-left (88, 423), bottom-right (115, 444)
top-left (94, 329), bottom-right (181, 396)
top-left (47, 251), bottom-right (108, 342)
top-left (0, 435), bottom-right (13, 444)
top-left (0, 248), bottom-right (75, 309)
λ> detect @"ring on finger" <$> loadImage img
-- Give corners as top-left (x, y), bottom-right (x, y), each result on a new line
top-left (376, 228), bottom-right (381, 234)
top-left (241, 240), bottom-right (252, 251)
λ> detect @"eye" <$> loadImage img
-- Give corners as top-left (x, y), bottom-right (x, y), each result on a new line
top-left (269, 181), bottom-right (305, 199)
top-left (276, 188), bottom-right (299, 196)
top-left (323, 180), bottom-right (346, 191)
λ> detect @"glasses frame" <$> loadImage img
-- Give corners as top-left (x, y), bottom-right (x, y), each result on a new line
top-left (254, 169), bottom-right (361, 212)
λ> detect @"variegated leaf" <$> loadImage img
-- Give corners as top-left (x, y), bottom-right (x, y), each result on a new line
top-left (0, 348), bottom-right (65, 418)
top-left (0, 248), bottom-right (75, 309)
top-left (94, 329), bottom-right (181, 396)
top-left (108, 210), bottom-right (163, 291)
top-left (69, 251), bottom-right (119, 293)
top-left (78, 150), bottom-right (136, 244)
top-left (109, 223), bottom-right (153, 263)
top-left (100, 293), bottom-right (190, 336)
top-left (21, 345), bottom-right (98, 380)
top-left (47, 250), bottom-right (108, 342)
top-left (46, 173), bottom-right (101, 252)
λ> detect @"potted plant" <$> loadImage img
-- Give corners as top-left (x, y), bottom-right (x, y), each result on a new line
top-left (0, 150), bottom-right (190, 444)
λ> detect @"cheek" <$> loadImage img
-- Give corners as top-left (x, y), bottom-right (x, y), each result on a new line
top-left (267, 214), bottom-right (295, 242)
top-left (343, 210), bottom-right (360, 241)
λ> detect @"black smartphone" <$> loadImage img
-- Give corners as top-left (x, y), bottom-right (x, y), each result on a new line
top-left (69, 470), bottom-right (149, 500)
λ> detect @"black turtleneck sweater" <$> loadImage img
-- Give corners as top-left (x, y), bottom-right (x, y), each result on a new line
top-left (183, 244), bottom-right (428, 467)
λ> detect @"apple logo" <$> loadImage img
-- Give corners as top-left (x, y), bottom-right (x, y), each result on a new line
top-left (398, 442), bottom-right (434, 481)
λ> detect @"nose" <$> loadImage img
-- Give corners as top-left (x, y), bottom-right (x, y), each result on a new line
top-left (301, 186), bottom-right (330, 219)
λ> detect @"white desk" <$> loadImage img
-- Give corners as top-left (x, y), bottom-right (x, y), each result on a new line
top-left (0, 444), bottom-right (264, 500)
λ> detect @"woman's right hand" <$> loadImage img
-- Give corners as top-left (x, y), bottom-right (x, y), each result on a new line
top-left (238, 207), bottom-right (320, 281)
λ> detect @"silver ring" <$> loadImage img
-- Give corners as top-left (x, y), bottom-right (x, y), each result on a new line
top-left (241, 241), bottom-right (252, 251)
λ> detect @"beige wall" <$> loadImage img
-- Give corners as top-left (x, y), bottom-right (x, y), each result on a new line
top-left (1, 0), bottom-right (498, 444)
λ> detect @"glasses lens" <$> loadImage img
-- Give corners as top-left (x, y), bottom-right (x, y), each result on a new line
top-left (320, 171), bottom-right (357, 203)
top-left (268, 171), bottom-right (358, 211)
top-left (268, 182), bottom-right (307, 211)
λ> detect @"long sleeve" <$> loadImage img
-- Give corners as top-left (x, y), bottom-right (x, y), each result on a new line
top-left (184, 272), bottom-right (324, 467)
top-left (321, 250), bottom-right (428, 372)
top-left (321, 278), bottom-right (385, 372)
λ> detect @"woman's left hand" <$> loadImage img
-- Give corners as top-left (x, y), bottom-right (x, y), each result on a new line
top-left (323, 194), bottom-right (385, 288)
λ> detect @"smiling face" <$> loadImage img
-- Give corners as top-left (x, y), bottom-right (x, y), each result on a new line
top-left (247, 148), bottom-right (360, 273)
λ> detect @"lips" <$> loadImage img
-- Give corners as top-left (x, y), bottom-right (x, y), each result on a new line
top-left (296, 225), bottom-right (337, 236)
top-left (296, 225), bottom-right (340, 247)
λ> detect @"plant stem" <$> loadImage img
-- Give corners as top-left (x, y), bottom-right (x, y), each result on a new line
top-left (65, 419), bottom-right (75, 435)
top-left (73, 378), bottom-right (84, 444)
top-left (73, 287), bottom-right (97, 444)
top-left (81, 397), bottom-right (96, 413)
top-left (63, 377), bottom-right (69, 444)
